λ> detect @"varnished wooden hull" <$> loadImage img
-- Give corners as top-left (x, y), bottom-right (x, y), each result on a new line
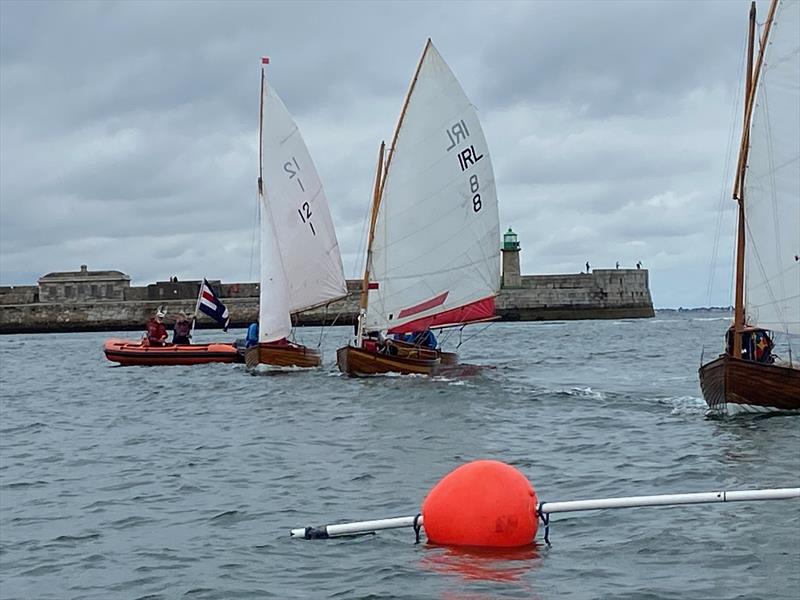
top-left (699, 355), bottom-right (800, 414)
top-left (244, 342), bottom-right (321, 369)
top-left (336, 345), bottom-right (440, 376)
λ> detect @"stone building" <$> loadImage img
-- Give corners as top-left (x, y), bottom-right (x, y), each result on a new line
top-left (37, 265), bottom-right (131, 303)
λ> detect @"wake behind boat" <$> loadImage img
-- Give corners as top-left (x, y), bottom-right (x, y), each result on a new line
top-left (244, 57), bottom-right (347, 370)
top-left (698, 0), bottom-right (800, 413)
top-left (337, 39), bottom-right (501, 377)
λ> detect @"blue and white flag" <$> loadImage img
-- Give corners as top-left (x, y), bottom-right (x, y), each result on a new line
top-left (198, 279), bottom-right (230, 331)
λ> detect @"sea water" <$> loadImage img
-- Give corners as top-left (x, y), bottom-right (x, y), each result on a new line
top-left (1, 313), bottom-right (798, 599)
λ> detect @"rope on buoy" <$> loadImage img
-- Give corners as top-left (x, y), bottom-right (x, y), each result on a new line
top-left (537, 503), bottom-right (551, 546)
top-left (413, 513), bottom-right (423, 544)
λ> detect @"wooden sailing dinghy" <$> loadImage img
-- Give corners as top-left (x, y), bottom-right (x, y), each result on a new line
top-left (337, 40), bottom-right (501, 376)
top-left (698, 0), bottom-right (800, 414)
top-left (245, 58), bottom-right (348, 370)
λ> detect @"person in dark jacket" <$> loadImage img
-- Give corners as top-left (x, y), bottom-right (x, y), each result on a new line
top-left (172, 312), bottom-right (192, 345)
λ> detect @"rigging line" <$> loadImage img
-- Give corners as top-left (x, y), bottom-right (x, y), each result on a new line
top-left (315, 304), bottom-right (344, 348)
top-left (455, 320), bottom-right (496, 349)
top-left (249, 192), bottom-right (260, 282)
top-left (316, 303), bottom-right (329, 347)
top-left (353, 187), bottom-right (372, 280)
top-left (743, 216), bottom-right (791, 335)
top-left (758, 80), bottom-right (789, 323)
top-left (707, 26), bottom-right (748, 306)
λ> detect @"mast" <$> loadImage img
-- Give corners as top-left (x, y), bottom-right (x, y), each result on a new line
top-left (356, 141), bottom-right (385, 345)
top-left (258, 62), bottom-right (266, 198)
top-left (731, 0), bottom-right (779, 359)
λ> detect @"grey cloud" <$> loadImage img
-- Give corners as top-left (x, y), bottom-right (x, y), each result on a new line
top-left (1, 0), bottom-right (758, 308)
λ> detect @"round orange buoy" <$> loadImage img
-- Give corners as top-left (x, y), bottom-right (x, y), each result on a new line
top-left (421, 460), bottom-right (538, 547)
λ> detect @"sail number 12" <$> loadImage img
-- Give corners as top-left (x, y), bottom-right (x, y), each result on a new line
top-left (445, 119), bottom-right (483, 213)
top-left (284, 155), bottom-right (316, 236)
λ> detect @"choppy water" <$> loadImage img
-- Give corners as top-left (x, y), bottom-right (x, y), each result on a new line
top-left (1, 313), bottom-right (798, 600)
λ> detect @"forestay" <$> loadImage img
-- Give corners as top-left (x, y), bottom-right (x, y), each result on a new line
top-left (744, 0), bottom-right (800, 335)
top-left (365, 40), bottom-right (501, 334)
top-left (259, 80), bottom-right (347, 342)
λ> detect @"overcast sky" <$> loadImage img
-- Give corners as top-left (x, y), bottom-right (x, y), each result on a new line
top-left (1, 0), bottom-right (764, 308)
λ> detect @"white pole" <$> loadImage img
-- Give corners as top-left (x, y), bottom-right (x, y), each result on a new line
top-left (289, 487), bottom-right (800, 539)
top-left (190, 280), bottom-right (204, 336)
top-left (538, 488), bottom-right (800, 514)
top-left (291, 516), bottom-right (419, 539)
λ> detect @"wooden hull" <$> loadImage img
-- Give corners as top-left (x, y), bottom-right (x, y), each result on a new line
top-left (337, 345), bottom-right (440, 376)
top-left (103, 339), bottom-right (238, 366)
top-left (244, 342), bottom-right (321, 369)
top-left (699, 355), bottom-right (800, 414)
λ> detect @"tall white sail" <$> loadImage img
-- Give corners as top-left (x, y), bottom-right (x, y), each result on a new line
top-left (365, 40), bottom-right (500, 334)
top-left (744, 0), bottom-right (800, 335)
top-left (258, 77), bottom-right (348, 342)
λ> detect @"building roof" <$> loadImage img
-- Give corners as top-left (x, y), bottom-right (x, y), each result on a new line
top-left (38, 265), bottom-right (130, 283)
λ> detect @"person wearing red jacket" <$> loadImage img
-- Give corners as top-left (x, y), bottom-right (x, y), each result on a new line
top-left (145, 310), bottom-right (168, 346)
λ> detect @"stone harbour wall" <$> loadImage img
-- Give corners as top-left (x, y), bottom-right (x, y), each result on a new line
top-left (0, 270), bottom-right (654, 334)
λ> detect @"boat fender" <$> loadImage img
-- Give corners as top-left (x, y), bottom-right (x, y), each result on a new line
top-left (421, 460), bottom-right (538, 547)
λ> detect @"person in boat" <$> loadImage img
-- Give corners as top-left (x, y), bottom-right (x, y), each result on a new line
top-left (245, 322), bottom-right (259, 348)
top-left (145, 310), bottom-right (169, 346)
top-left (172, 312), bottom-right (192, 345)
top-left (724, 326), bottom-right (775, 364)
top-left (401, 330), bottom-right (437, 349)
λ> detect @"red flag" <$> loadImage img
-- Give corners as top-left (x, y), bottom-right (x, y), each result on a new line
top-left (261, 57), bottom-right (270, 64)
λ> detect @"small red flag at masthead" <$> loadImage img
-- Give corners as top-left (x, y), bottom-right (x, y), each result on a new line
top-left (261, 57), bottom-right (270, 64)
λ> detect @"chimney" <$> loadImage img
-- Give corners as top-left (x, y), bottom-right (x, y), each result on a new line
top-left (80, 264), bottom-right (88, 274)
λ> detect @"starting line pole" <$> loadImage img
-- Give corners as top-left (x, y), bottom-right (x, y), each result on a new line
top-left (290, 487), bottom-right (800, 540)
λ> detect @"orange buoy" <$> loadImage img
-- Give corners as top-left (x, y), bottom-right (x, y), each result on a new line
top-left (421, 460), bottom-right (538, 547)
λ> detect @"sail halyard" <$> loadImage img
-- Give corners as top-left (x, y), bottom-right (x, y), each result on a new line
top-left (364, 39), bottom-right (501, 335)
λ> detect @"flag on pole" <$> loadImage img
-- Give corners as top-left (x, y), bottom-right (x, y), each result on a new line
top-left (261, 56), bottom-right (270, 64)
top-left (198, 279), bottom-right (230, 331)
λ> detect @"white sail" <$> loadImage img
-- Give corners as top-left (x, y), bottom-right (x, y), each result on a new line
top-left (365, 40), bottom-right (500, 333)
top-left (258, 193), bottom-right (292, 342)
top-left (744, 0), bottom-right (800, 335)
top-left (258, 78), bottom-right (348, 342)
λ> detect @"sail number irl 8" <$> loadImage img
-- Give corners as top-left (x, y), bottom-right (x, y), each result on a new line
top-left (284, 155), bottom-right (316, 236)
top-left (445, 119), bottom-right (484, 213)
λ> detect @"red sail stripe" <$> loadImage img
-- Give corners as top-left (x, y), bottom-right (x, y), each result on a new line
top-left (388, 296), bottom-right (495, 334)
top-left (397, 291), bottom-right (449, 319)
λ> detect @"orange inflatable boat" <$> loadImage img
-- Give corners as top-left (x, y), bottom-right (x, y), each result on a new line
top-left (103, 339), bottom-right (240, 366)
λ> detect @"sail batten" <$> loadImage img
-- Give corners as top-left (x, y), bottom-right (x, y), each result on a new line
top-left (365, 41), bottom-right (501, 333)
top-left (743, 0), bottom-right (800, 336)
